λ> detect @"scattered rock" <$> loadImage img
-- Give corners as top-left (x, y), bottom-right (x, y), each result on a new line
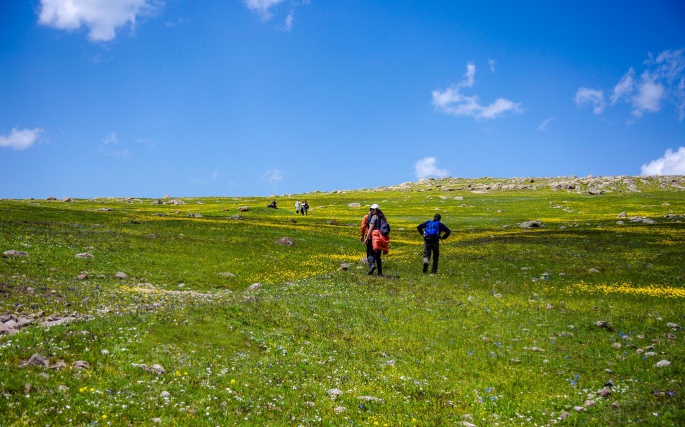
top-left (3, 250), bottom-right (28, 258)
top-left (348, 203), bottom-right (361, 208)
top-left (328, 388), bottom-right (343, 397)
top-left (573, 406), bottom-right (585, 412)
top-left (666, 322), bottom-right (680, 329)
top-left (237, 206), bottom-right (249, 212)
top-left (617, 212), bottom-right (627, 218)
top-left (146, 234), bottom-right (157, 239)
top-left (77, 273), bottom-right (88, 280)
top-left (72, 361), bottom-right (90, 370)
top-left (188, 213), bottom-right (203, 218)
top-left (218, 272), bottom-right (235, 278)
top-left (358, 396), bottom-right (382, 402)
top-left (247, 283), bottom-right (262, 291)
top-left (334, 406), bottom-right (346, 414)
top-left (75, 252), bottom-right (93, 259)
top-left (230, 215), bottom-right (243, 220)
top-left (520, 220), bottom-right (543, 228)
top-left (115, 272), bottom-right (128, 279)
top-left (655, 360), bottom-right (672, 368)
top-left (61, 197), bottom-right (73, 202)
top-left (160, 391), bottom-right (171, 399)
top-left (100, 349), bottom-right (110, 355)
top-left (588, 188), bottom-right (603, 195)
top-left (275, 237), bottom-right (294, 246)
top-left (598, 387), bottom-right (612, 398)
top-left (26, 354), bottom-right (49, 367)
top-left (595, 321), bottom-right (609, 328)
top-left (589, 268), bottom-right (600, 273)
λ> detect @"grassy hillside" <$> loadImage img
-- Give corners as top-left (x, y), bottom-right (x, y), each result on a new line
top-left (1, 175), bottom-right (684, 426)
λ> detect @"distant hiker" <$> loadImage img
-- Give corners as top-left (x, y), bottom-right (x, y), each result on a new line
top-left (361, 204), bottom-right (390, 276)
top-left (295, 200), bottom-right (301, 214)
top-left (267, 200), bottom-right (278, 208)
top-left (417, 213), bottom-right (451, 274)
top-left (301, 200), bottom-right (309, 216)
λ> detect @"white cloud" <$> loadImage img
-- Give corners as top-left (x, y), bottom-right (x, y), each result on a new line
top-left (582, 49), bottom-right (685, 121)
top-left (38, 0), bottom-right (161, 42)
top-left (631, 71), bottom-right (664, 117)
top-left (414, 157), bottom-right (448, 179)
top-left (488, 59), bottom-right (496, 73)
top-left (432, 62), bottom-right (522, 120)
top-left (537, 117), bottom-right (555, 131)
top-left (244, 0), bottom-right (285, 20)
top-left (641, 147), bottom-right (685, 175)
top-left (0, 127), bottom-right (43, 150)
top-left (166, 18), bottom-right (189, 27)
top-left (574, 87), bottom-right (606, 114)
top-left (611, 68), bottom-right (635, 105)
top-left (262, 168), bottom-right (283, 182)
top-left (283, 11), bottom-right (294, 31)
top-left (461, 62), bottom-right (476, 88)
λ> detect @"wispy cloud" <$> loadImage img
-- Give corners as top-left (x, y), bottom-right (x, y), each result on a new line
top-left (244, 0), bottom-right (286, 20)
top-left (641, 147), bottom-right (685, 175)
top-left (537, 117), bottom-right (555, 131)
top-left (574, 87), bottom-right (606, 114)
top-left (134, 137), bottom-right (157, 150)
top-left (38, 0), bottom-right (162, 42)
top-left (432, 62), bottom-right (522, 120)
top-left (262, 168), bottom-right (283, 182)
top-left (191, 168), bottom-right (220, 185)
top-left (414, 157), bottom-right (448, 179)
top-left (0, 127), bottom-right (43, 150)
top-left (580, 49), bottom-right (685, 121)
top-left (488, 59), bottom-right (496, 73)
top-left (283, 11), bottom-right (294, 31)
top-left (98, 132), bottom-right (130, 158)
top-left (166, 18), bottom-right (189, 27)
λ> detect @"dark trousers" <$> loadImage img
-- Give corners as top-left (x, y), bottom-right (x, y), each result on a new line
top-left (366, 241), bottom-right (382, 275)
top-left (423, 237), bottom-right (440, 273)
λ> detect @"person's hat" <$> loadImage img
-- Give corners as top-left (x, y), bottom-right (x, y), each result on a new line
top-left (370, 204), bottom-right (380, 209)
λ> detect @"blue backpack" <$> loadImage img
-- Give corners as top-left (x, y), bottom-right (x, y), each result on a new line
top-left (379, 218), bottom-right (391, 237)
top-left (424, 220), bottom-right (440, 238)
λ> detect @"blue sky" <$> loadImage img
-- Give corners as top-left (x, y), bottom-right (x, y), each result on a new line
top-left (1, 0), bottom-right (684, 198)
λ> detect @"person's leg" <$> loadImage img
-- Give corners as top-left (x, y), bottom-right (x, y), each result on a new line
top-left (374, 250), bottom-right (383, 276)
top-left (431, 240), bottom-right (440, 273)
top-left (423, 240), bottom-right (431, 273)
top-left (366, 241), bottom-right (375, 274)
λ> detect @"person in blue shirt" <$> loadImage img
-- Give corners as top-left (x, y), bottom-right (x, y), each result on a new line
top-left (416, 214), bottom-right (451, 274)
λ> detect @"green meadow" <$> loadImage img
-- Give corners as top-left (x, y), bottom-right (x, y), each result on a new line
top-left (1, 176), bottom-right (684, 426)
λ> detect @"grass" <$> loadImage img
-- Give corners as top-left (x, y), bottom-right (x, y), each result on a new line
top-left (1, 176), bottom-right (684, 426)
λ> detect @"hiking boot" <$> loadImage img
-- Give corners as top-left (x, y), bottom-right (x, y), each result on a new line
top-left (368, 266), bottom-right (376, 275)
top-left (423, 263), bottom-right (428, 273)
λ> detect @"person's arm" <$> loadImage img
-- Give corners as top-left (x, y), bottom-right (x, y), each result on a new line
top-left (365, 216), bottom-right (376, 243)
top-left (360, 215), bottom-right (369, 243)
top-left (417, 221), bottom-right (427, 235)
top-left (440, 223), bottom-right (451, 240)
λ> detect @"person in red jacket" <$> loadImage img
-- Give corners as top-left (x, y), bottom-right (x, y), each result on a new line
top-left (360, 204), bottom-right (387, 276)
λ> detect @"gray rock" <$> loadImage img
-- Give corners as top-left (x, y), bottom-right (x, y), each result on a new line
top-left (275, 237), bottom-right (294, 246)
top-left (617, 212), bottom-right (627, 218)
top-left (0, 323), bottom-right (10, 335)
top-left (61, 197), bottom-right (73, 202)
top-left (247, 283), bottom-right (262, 291)
top-left (150, 364), bottom-right (166, 374)
top-left (160, 391), bottom-right (171, 399)
top-left (237, 206), bottom-right (249, 212)
top-left (27, 354), bottom-right (49, 367)
top-left (218, 272), bottom-right (235, 277)
top-left (230, 215), bottom-right (243, 220)
top-left (75, 252), bottom-right (94, 259)
top-left (114, 272), bottom-right (128, 279)
top-left (348, 203), bottom-right (361, 208)
top-left (72, 361), bottom-right (90, 370)
top-left (667, 322), bottom-right (681, 329)
top-left (334, 406), bottom-right (346, 414)
top-left (588, 188), bottom-right (602, 195)
top-left (654, 360), bottom-right (671, 368)
top-left (358, 396), bottom-right (382, 402)
top-left (328, 388), bottom-right (343, 397)
top-left (146, 234), bottom-right (157, 239)
top-left (3, 250), bottom-right (28, 257)
top-left (598, 387), bottom-right (611, 398)
top-left (520, 220), bottom-right (543, 228)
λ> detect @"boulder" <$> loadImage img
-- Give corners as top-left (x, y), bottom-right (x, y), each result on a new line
top-left (3, 250), bottom-right (28, 257)
top-left (275, 237), bottom-right (294, 246)
top-left (114, 272), bottom-right (128, 279)
top-left (237, 206), bottom-right (249, 212)
top-left (520, 220), bottom-right (543, 228)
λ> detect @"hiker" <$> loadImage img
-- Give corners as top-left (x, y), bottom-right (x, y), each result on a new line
top-left (417, 213), bottom-right (451, 274)
top-left (267, 200), bottom-right (278, 208)
top-left (301, 200), bottom-right (309, 216)
top-left (361, 204), bottom-right (389, 276)
top-left (295, 200), bottom-right (301, 214)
